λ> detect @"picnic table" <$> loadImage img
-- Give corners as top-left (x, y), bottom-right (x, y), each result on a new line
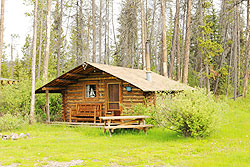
top-left (99, 115), bottom-right (153, 136)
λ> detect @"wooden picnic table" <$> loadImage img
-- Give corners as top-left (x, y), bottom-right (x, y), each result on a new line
top-left (99, 115), bottom-right (153, 136)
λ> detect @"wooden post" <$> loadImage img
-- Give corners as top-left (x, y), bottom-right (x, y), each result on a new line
top-left (46, 90), bottom-right (50, 123)
top-left (94, 107), bottom-right (96, 124)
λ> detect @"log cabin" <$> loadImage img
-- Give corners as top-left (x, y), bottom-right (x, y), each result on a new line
top-left (35, 62), bottom-right (192, 123)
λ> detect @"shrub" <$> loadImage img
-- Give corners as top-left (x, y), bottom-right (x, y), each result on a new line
top-left (153, 88), bottom-right (227, 138)
top-left (0, 113), bottom-right (28, 132)
top-left (0, 79), bottom-right (62, 122)
top-left (122, 103), bottom-right (156, 125)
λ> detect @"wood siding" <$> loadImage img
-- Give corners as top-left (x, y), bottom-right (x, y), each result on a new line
top-left (62, 69), bottom-right (147, 121)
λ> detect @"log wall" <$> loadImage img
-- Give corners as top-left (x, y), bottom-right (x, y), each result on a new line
top-left (62, 69), bottom-right (149, 121)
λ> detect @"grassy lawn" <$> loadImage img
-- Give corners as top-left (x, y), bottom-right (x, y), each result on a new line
top-left (0, 98), bottom-right (250, 167)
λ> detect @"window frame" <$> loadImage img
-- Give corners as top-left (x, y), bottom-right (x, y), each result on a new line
top-left (83, 81), bottom-right (99, 101)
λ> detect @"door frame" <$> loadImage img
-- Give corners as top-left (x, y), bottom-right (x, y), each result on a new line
top-left (105, 82), bottom-right (122, 116)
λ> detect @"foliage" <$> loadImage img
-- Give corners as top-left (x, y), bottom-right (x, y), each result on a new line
top-left (0, 113), bottom-right (28, 132)
top-left (0, 79), bottom-right (62, 122)
top-left (121, 102), bottom-right (156, 125)
top-left (153, 89), bottom-right (227, 137)
top-left (1, 98), bottom-right (250, 167)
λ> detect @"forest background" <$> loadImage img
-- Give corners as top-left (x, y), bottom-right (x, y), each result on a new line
top-left (0, 0), bottom-right (250, 121)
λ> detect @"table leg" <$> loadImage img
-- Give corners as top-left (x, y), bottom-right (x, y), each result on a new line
top-left (104, 121), bottom-right (107, 133)
top-left (108, 120), bottom-right (112, 136)
top-left (108, 129), bottom-right (112, 137)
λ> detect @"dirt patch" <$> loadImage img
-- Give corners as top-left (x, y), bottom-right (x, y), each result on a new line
top-left (42, 160), bottom-right (84, 167)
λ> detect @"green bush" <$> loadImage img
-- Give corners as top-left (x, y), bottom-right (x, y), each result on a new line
top-left (122, 103), bottom-right (156, 125)
top-left (153, 88), bottom-right (227, 138)
top-left (0, 79), bottom-right (62, 122)
top-left (0, 113), bottom-right (28, 132)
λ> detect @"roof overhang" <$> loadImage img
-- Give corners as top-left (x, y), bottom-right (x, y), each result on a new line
top-left (36, 63), bottom-right (94, 93)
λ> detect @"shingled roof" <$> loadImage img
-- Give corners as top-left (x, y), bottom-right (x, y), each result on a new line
top-left (36, 62), bottom-right (192, 93)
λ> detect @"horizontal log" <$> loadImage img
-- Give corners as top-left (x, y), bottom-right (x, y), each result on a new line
top-left (42, 87), bottom-right (66, 91)
top-left (66, 93), bottom-right (83, 97)
top-left (123, 95), bottom-right (145, 99)
top-left (122, 100), bottom-right (144, 104)
top-left (67, 89), bottom-right (83, 93)
top-left (66, 73), bottom-right (87, 78)
top-left (57, 79), bottom-right (78, 83)
top-left (79, 77), bottom-right (117, 81)
top-left (67, 85), bottom-right (83, 89)
top-left (123, 88), bottom-right (141, 91)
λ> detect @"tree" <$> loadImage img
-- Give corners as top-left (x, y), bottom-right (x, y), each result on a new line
top-left (57, 0), bottom-right (63, 77)
top-left (182, 0), bottom-right (191, 84)
top-left (98, 0), bottom-right (102, 63)
top-left (10, 34), bottom-right (19, 79)
top-left (243, 0), bottom-right (250, 97)
top-left (30, 0), bottom-right (38, 124)
top-left (233, 0), bottom-right (238, 100)
top-left (169, 0), bottom-right (180, 79)
top-left (43, 0), bottom-right (52, 83)
top-left (117, 0), bottom-right (138, 67)
top-left (161, 0), bottom-right (168, 77)
top-left (0, 0), bottom-right (5, 77)
top-left (92, 0), bottom-right (96, 63)
top-left (141, 0), bottom-right (146, 70)
top-left (37, 0), bottom-right (44, 80)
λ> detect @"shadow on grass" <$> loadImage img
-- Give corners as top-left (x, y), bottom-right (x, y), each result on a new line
top-left (101, 127), bottom-right (188, 142)
top-left (23, 124), bottom-right (190, 142)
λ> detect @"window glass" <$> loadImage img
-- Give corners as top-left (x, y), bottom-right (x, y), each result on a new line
top-left (85, 84), bottom-right (96, 98)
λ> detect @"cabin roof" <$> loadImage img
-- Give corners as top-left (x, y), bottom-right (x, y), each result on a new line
top-left (35, 62), bottom-right (192, 93)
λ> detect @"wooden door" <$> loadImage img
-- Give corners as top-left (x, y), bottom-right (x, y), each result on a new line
top-left (107, 84), bottom-right (120, 116)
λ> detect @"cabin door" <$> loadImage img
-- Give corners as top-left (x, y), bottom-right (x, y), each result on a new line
top-left (107, 83), bottom-right (121, 116)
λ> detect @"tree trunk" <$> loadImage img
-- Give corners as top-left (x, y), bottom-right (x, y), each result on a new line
top-left (104, 0), bottom-right (107, 64)
top-left (43, 0), bottom-right (51, 83)
top-left (92, 0), bottom-right (96, 63)
top-left (107, 0), bottom-right (110, 65)
top-left (169, 0), bottom-right (180, 79)
top-left (180, 0), bottom-right (186, 80)
top-left (80, 0), bottom-right (84, 62)
top-left (182, 0), bottom-right (191, 84)
top-left (161, 0), bottom-right (168, 77)
top-left (57, 0), bottom-right (63, 77)
top-left (141, 0), bottom-right (146, 70)
top-left (233, 1), bottom-right (238, 100)
top-left (37, 0), bottom-right (44, 80)
top-left (10, 41), bottom-right (13, 79)
top-left (0, 0), bottom-right (5, 78)
top-left (87, 16), bottom-right (90, 61)
top-left (111, 0), bottom-right (117, 51)
top-left (176, 13), bottom-right (181, 80)
top-left (149, 0), bottom-right (156, 42)
top-left (213, 25), bottom-right (228, 95)
top-left (243, 0), bottom-right (250, 98)
top-left (76, 1), bottom-right (80, 65)
top-left (237, 6), bottom-right (241, 96)
top-left (30, 0), bottom-right (38, 124)
top-left (98, 0), bottom-right (102, 63)
top-left (226, 39), bottom-right (233, 97)
top-left (205, 62), bottom-right (210, 93)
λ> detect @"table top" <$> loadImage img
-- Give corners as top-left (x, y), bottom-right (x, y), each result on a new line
top-left (99, 115), bottom-right (150, 120)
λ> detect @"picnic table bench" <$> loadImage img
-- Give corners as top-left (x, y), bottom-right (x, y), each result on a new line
top-left (99, 115), bottom-right (153, 136)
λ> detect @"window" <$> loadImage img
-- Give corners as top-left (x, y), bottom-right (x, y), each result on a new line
top-left (85, 84), bottom-right (97, 98)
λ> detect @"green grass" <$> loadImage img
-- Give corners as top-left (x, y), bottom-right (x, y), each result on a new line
top-left (0, 97), bottom-right (250, 167)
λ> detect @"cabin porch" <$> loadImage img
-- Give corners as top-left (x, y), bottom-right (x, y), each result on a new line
top-left (67, 103), bottom-right (120, 123)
